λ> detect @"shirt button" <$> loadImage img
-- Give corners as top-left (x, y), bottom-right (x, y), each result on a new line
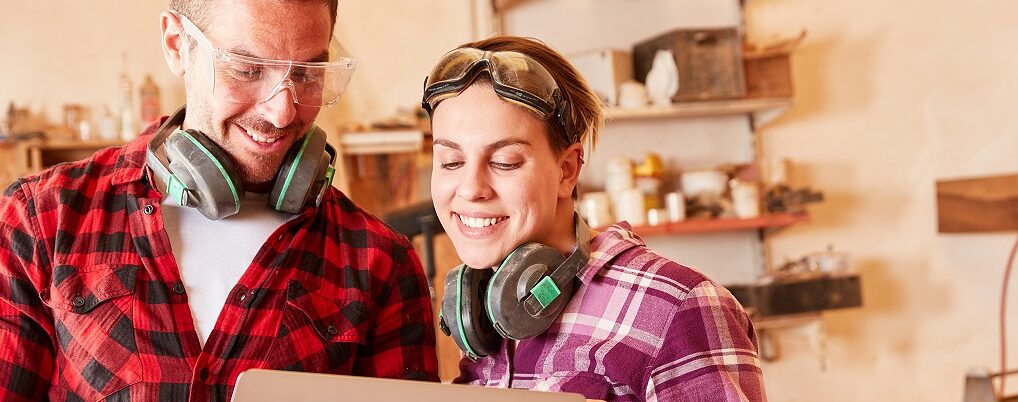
top-left (71, 296), bottom-right (85, 308)
top-left (326, 324), bottom-right (339, 336)
top-left (199, 368), bottom-right (209, 381)
top-left (172, 283), bottom-right (185, 294)
top-left (238, 292), bottom-right (248, 302)
top-left (143, 205), bottom-right (156, 215)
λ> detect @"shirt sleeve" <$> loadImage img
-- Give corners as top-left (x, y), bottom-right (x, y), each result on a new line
top-left (645, 280), bottom-right (767, 402)
top-left (354, 237), bottom-right (439, 381)
top-left (0, 179), bottom-right (56, 401)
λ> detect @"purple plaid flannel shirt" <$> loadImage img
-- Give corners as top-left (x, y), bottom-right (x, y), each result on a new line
top-left (454, 223), bottom-right (766, 401)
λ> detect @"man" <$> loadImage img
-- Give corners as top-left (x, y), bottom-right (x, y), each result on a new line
top-left (0, 1), bottom-right (438, 401)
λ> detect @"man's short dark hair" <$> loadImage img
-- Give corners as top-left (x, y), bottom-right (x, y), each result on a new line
top-left (170, 0), bottom-right (339, 32)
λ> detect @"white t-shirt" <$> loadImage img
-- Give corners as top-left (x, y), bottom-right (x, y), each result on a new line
top-left (161, 192), bottom-right (294, 346)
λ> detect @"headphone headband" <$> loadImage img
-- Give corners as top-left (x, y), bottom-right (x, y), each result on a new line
top-left (144, 105), bottom-right (336, 220)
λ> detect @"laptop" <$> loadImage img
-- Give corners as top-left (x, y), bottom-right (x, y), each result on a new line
top-left (231, 369), bottom-right (587, 402)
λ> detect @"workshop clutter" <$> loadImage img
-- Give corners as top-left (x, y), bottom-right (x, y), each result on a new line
top-left (578, 155), bottom-right (823, 228)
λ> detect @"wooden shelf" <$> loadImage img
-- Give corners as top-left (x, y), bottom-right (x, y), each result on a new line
top-left (605, 97), bottom-right (791, 122)
top-left (26, 139), bottom-right (126, 173)
top-left (608, 212), bottom-right (809, 237)
top-left (34, 139), bottom-right (125, 151)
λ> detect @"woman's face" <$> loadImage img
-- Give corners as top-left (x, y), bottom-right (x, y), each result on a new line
top-left (430, 84), bottom-right (580, 268)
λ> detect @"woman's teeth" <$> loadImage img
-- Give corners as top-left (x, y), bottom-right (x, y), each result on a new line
top-left (459, 215), bottom-right (507, 229)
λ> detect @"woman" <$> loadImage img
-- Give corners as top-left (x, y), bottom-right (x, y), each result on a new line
top-left (424, 36), bottom-right (766, 402)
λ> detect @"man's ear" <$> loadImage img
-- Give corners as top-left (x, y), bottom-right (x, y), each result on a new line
top-left (557, 142), bottom-right (585, 199)
top-left (160, 11), bottom-right (186, 77)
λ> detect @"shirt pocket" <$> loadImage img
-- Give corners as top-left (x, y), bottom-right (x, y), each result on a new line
top-left (42, 264), bottom-right (142, 400)
top-left (268, 280), bottom-right (369, 373)
top-left (532, 371), bottom-right (612, 401)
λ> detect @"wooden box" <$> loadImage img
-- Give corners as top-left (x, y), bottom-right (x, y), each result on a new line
top-left (632, 28), bottom-right (746, 102)
top-left (744, 52), bottom-right (793, 98)
top-left (743, 33), bottom-right (804, 98)
top-left (727, 273), bottom-right (863, 317)
top-left (567, 49), bottom-right (633, 106)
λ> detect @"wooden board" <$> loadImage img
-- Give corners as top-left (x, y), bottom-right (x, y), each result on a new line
top-left (936, 174), bottom-right (1018, 233)
top-left (608, 212), bottom-right (810, 237)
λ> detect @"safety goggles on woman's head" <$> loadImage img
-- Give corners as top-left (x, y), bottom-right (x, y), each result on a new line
top-left (422, 47), bottom-right (570, 136)
top-left (175, 12), bottom-right (356, 107)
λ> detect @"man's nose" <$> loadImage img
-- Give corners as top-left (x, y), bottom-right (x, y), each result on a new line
top-left (255, 80), bottom-right (298, 128)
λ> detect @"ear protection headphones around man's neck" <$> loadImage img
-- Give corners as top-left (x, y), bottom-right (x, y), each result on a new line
top-left (145, 106), bottom-right (337, 220)
top-left (438, 214), bottom-right (593, 359)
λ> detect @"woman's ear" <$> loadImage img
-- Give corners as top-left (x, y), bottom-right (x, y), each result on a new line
top-left (557, 142), bottom-right (585, 199)
top-left (160, 12), bottom-right (187, 77)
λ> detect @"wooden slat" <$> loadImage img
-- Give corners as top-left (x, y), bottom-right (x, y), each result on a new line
top-left (605, 97), bottom-right (791, 121)
top-left (491, 0), bottom-right (536, 13)
top-left (936, 174), bottom-right (1018, 233)
top-left (602, 212), bottom-right (810, 237)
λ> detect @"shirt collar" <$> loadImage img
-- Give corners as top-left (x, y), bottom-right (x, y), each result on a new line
top-left (111, 116), bottom-right (170, 186)
top-left (576, 221), bottom-right (644, 284)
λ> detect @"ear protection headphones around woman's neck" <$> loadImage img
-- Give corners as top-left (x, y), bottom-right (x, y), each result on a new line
top-left (145, 106), bottom-right (337, 220)
top-left (438, 214), bottom-right (593, 359)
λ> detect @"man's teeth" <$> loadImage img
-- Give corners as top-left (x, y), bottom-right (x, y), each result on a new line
top-left (248, 131), bottom-right (280, 144)
top-left (458, 215), bottom-right (506, 229)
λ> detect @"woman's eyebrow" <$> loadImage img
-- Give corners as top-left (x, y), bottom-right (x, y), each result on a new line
top-left (432, 138), bottom-right (531, 152)
top-left (484, 139), bottom-right (530, 152)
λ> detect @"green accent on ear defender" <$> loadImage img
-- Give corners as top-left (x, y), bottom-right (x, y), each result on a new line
top-left (455, 266), bottom-right (481, 359)
top-left (180, 132), bottom-right (241, 211)
top-left (530, 276), bottom-right (562, 309)
top-left (486, 246), bottom-right (526, 326)
top-left (274, 131), bottom-right (313, 211)
top-left (323, 165), bottom-right (336, 187)
top-left (167, 175), bottom-right (187, 206)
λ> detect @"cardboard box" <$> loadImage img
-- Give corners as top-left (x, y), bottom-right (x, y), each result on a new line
top-left (633, 28), bottom-right (746, 102)
top-left (567, 49), bottom-right (633, 106)
top-left (743, 33), bottom-right (804, 98)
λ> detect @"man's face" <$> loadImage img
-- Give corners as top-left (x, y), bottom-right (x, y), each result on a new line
top-left (181, 2), bottom-right (332, 189)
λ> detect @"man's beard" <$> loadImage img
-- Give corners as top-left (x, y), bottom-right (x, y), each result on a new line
top-left (203, 112), bottom-right (304, 187)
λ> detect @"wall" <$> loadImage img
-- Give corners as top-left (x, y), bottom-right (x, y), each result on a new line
top-left (1, 1), bottom-right (183, 128)
top-left (0, 0), bottom-right (473, 136)
top-left (4, 0), bottom-right (1018, 401)
top-left (747, 0), bottom-right (1018, 400)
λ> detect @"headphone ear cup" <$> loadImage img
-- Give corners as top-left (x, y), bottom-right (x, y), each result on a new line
top-left (164, 129), bottom-right (244, 220)
top-left (269, 127), bottom-right (328, 213)
top-left (487, 243), bottom-right (573, 340)
top-left (440, 265), bottom-right (501, 358)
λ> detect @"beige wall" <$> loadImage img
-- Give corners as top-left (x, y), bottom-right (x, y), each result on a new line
top-left (4, 1), bottom-right (1018, 401)
top-left (1, 1), bottom-right (184, 127)
top-left (748, 0), bottom-right (1018, 400)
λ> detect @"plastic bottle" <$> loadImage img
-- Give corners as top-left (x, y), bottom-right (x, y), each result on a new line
top-left (98, 105), bottom-right (119, 141)
top-left (139, 75), bottom-right (161, 126)
top-left (118, 54), bottom-right (136, 141)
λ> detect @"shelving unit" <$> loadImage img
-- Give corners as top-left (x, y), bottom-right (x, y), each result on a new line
top-left (605, 97), bottom-right (791, 122)
top-left (25, 139), bottom-right (125, 173)
top-left (608, 212), bottom-right (809, 237)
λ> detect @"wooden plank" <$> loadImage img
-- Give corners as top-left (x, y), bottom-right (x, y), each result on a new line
top-left (491, 0), bottom-right (536, 13)
top-left (603, 212), bottom-right (810, 236)
top-left (605, 97), bottom-right (791, 121)
top-left (936, 174), bottom-right (1018, 233)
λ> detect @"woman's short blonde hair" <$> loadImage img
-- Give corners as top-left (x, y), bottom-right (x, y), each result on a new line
top-left (456, 36), bottom-right (603, 155)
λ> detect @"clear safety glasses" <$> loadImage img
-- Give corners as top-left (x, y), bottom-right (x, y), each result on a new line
top-left (176, 12), bottom-right (356, 107)
top-left (422, 47), bottom-right (569, 133)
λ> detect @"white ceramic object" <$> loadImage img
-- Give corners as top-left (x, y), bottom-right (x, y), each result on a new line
top-left (680, 170), bottom-right (728, 197)
top-left (644, 49), bottom-right (679, 106)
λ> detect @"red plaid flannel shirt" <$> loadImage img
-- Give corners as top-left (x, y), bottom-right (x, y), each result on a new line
top-left (0, 119), bottom-right (439, 401)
